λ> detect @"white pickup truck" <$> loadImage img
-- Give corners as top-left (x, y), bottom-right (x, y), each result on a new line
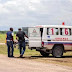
top-left (22, 25), bottom-right (72, 58)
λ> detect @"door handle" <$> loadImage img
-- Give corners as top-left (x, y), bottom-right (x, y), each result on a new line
top-left (47, 40), bottom-right (51, 41)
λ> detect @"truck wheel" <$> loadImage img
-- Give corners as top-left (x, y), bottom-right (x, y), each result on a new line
top-left (52, 46), bottom-right (63, 58)
top-left (40, 51), bottom-right (49, 57)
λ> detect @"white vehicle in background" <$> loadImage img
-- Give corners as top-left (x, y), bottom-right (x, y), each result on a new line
top-left (22, 27), bottom-right (28, 45)
top-left (22, 25), bottom-right (72, 57)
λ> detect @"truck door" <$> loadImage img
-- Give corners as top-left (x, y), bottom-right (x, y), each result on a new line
top-left (28, 27), bottom-right (42, 47)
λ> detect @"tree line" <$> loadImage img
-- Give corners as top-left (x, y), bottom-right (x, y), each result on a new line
top-left (0, 31), bottom-right (17, 34)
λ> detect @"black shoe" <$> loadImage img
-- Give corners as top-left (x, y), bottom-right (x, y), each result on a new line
top-left (10, 56), bottom-right (14, 57)
top-left (20, 55), bottom-right (23, 58)
top-left (8, 56), bottom-right (10, 57)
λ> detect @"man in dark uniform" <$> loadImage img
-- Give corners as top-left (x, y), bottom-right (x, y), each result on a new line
top-left (6, 28), bottom-right (14, 57)
top-left (16, 28), bottom-right (28, 57)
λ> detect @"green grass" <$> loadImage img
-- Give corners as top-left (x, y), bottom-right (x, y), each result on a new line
top-left (0, 45), bottom-right (72, 57)
top-left (0, 34), bottom-right (6, 43)
top-left (0, 33), bottom-right (16, 43)
top-left (0, 45), bottom-right (40, 56)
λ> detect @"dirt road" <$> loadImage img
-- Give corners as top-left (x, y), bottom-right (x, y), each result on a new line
top-left (0, 54), bottom-right (72, 72)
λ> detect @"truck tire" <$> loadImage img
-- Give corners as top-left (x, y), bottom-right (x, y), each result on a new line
top-left (40, 51), bottom-right (49, 57)
top-left (52, 46), bottom-right (63, 58)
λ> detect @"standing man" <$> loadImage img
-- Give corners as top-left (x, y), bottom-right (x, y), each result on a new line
top-left (16, 28), bottom-right (28, 57)
top-left (6, 28), bottom-right (14, 57)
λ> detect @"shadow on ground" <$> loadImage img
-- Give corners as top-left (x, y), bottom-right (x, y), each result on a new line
top-left (14, 55), bottom-right (72, 59)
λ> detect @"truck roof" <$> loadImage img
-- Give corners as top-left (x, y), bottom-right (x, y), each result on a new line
top-left (35, 25), bottom-right (72, 28)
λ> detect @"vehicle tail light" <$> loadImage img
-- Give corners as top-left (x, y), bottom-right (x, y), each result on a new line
top-left (42, 41), bottom-right (44, 47)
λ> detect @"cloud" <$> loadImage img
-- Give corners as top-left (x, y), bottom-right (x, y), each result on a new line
top-left (0, 0), bottom-right (72, 30)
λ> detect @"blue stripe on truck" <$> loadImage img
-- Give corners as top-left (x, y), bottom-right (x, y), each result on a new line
top-left (44, 42), bottom-right (72, 45)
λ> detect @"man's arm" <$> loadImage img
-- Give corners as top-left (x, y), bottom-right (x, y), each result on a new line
top-left (11, 32), bottom-right (14, 41)
top-left (23, 31), bottom-right (28, 38)
top-left (25, 34), bottom-right (28, 38)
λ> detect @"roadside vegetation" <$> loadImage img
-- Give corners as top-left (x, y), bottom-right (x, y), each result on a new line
top-left (0, 34), bottom-right (6, 43)
top-left (0, 45), bottom-right (40, 56)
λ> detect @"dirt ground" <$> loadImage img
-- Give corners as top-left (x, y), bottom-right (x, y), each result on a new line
top-left (0, 54), bottom-right (72, 72)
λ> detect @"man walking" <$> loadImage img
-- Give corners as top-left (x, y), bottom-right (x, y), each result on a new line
top-left (6, 28), bottom-right (14, 57)
top-left (16, 28), bottom-right (28, 57)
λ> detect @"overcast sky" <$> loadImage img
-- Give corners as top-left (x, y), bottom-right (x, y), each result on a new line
top-left (0, 0), bottom-right (72, 31)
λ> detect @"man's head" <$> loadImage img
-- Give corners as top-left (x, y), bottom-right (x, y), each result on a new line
top-left (18, 28), bottom-right (21, 31)
top-left (10, 27), bottom-right (13, 31)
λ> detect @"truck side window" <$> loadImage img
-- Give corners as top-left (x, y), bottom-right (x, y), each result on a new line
top-left (55, 28), bottom-right (58, 35)
top-left (60, 28), bottom-right (71, 35)
top-left (47, 28), bottom-right (58, 35)
top-left (40, 28), bottom-right (43, 37)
